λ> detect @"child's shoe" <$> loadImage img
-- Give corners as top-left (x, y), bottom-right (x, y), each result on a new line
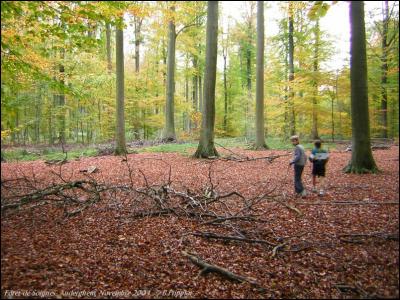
top-left (318, 189), bottom-right (325, 196)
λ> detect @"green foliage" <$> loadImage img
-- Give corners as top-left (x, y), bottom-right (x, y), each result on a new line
top-left (140, 143), bottom-right (198, 155)
top-left (2, 147), bottom-right (98, 162)
top-left (365, 4), bottom-right (399, 138)
top-left (1, 1), bottom-right (398, 148)
top-left (308, 1), bottom-right (331, 20)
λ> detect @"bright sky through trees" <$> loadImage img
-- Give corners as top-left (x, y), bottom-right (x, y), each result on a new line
top-left (122, 1), bottom-right (393, 72)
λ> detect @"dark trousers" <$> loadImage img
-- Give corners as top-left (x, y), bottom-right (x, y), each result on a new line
top-left (294, 165), bottom-right (305, 194)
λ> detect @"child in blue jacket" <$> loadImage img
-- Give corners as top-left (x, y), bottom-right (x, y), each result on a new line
top-left (309, 140), bottom-right (329, 196)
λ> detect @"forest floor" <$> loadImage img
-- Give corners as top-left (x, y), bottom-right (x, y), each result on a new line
top-left (1, 146), bottom-right (399, 299)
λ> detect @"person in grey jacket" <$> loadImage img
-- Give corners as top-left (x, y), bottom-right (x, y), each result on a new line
top-left (289, 135), bottom-right (307, 197)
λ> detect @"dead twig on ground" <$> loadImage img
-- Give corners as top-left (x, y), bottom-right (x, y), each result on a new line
top-left (182, 251), bottom-right (265, 291)
top-left (191, 231), bottom-right (277, 246)
top-left (338, 232), bottom-right (399, 243)
top-left (296, 201), bottom-right (399, 205)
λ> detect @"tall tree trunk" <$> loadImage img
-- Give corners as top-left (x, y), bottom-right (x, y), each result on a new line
top-left (345, 1), bottom-right (378, 173)
top-left (380, 0), bottom-right (389, 138)
top-left (194, 1), bottom-right (219, 158)
top-left (73, 107), bottom-right (78, 143)
top-left (255, 1), bottom-right (267, 149)
top-left (192, 56), bottom-right (199, 130)
top-left (162, 5), bottom-right (177, 141)
top-left (199, 74), bottom-right (203, 113)
top-left (97, 99), bottom-right (102, 140)
top-left (393, 32), bottom-right (399, 138)
top-left (331, 93), bottom-right (335, 142)
top-left (115, 25), bottom-right (127, 155)
top-left (155, 54), bottom-right (160, 115)
top-left (48, 101), bottom-right (53, 145)
top-left (198, 44), bottom-right (203, 114)
top-left (239, 47), bottom-right (246, 135)
top-left (134, 16), bottom-right (142, 73)
top-left (15, 109), bottom-right (20, 145)
top-left (311, 19), bottom-right (320, 140)
top-left (142, 109), bottom-right (146, 139)
top-left (162, 38), bottom-right (167, 89)
top-left (86, 120), bottom-right (90, 144)
top-left (185, 58), bottom-right (189, 131)
top-left (192, 56), bottom-right (199, 113)
top-left (246, 49), bottom-right (251, 93)
top-left (35, 86), bottom-right (41, 143)
top-left (23, 107), bottom-right (28, 145)
top-left (132, 17), bottom-right (142, 139)
top-left (245, 38), bottom-right (252, 138)
top-left (106, 22), bottom-right (112, 73)
top-left (80, 117), bottom-right (84, 144)
top-left (283, 20), bottom-right (289, 137)
top-left (223, 40), bottom-right (228, 133)
top-left (288, 2), bottom-right (295, 136)
top-left (336, 71), bottom-right (341, 139)
top-left (59, 47), bottom-right (66, 145)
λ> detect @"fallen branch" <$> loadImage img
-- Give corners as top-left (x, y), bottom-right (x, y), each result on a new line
top-left (334, 283), bottom-right (372, 298)
top-left (127, 209), bottom-right (172, 218)
top-left (44, 158), bottom-right (68, 165)
top-left (214, 142), bottom-right (250, 161)
top-left (271, 198), bottom-right (303, 216)
top-left (371, 144), bottom-right (392, 150)
top-left (338, 232), bottom-right (399, 243)
top-left (191, 231), bottom-right (277, 246)
top-left (296, 201), bottom-right (399, 205)
top-left (201, 215), bottom-right (261, 225)
top-left (271, 241), bottom-right (288, 258)
top-left (221, 153), bottom-right (291, 163)
top-left (2, 180), bottom-right (86, 212)
top-left (182, 251), bottom-right (264, 291)
top-left (1, 179), bottom-right (106, 218)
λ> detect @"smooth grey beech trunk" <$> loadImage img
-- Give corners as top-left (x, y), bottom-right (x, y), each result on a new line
top-left (288, 2), bottom-right (295, 136)
top-left (115, 26), bottom-right (127, 155)
top-left (380, 0), bottom-right (389, 138)
top-left (58, 47), bottom-right (66, 145)
top-left (162, 5), bottom-right (177, 142)
top-left (311, 19), bottom-right (320, 140)
top-left (192, 56), bottom-right (198, 114)
top-left (222, 31), bottom-right (228, 132)
top-left (255, 1), bottom-right (268, 149)
top-left (134, 16), bottom-right (142, 73)
top-left (345, 1), bottom-right (377, 173)
top-left (106, 22), bottom-right (112, 73)
top-left (194, 1), bottom-right (219, 158)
